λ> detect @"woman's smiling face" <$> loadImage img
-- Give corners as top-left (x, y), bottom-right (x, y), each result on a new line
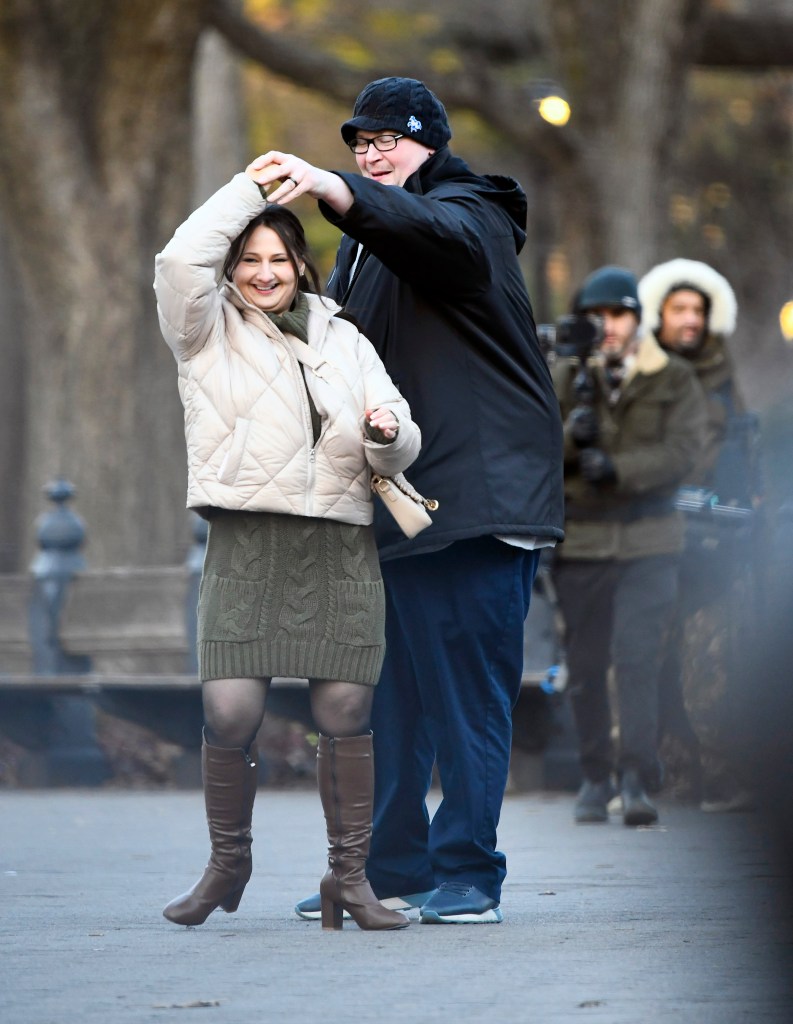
top-left (232, 225), bottom-right (300, 314)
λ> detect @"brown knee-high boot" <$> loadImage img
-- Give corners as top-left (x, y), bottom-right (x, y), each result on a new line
top-left (163, 732), bottom-right (258, 926)
top-left (317, 733), bottom-right (409, 931)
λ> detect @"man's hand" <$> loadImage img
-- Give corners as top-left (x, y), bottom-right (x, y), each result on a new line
top-left (245, 152), bottom-right (354, 215)
top-left (567, 406), bottom-right (599, 448)
top-left (579, 448), bottom-right (617, 483)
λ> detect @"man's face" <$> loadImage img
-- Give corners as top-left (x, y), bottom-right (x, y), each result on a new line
top-left (353, 130), bottom-right (434, 187)
top-left (658, 289), bottom-right (708, 353)
top-left (588, 306), bottom-right (640, 364)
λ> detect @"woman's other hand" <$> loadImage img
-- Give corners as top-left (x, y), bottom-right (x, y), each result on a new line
top-left (364, 408), bottom-right (399, 444)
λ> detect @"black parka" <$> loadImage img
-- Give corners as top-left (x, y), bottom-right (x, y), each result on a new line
top-left (319, 148), bottom-right (564, 561)
top-left (667, 332), bottom-right (749, 496)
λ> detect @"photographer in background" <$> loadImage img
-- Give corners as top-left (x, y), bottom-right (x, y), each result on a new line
top-left (550, 266), bottom-right (707, 826)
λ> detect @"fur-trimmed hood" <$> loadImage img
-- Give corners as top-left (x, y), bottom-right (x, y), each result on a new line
top-left (638, 259), bottom-right (737, 337)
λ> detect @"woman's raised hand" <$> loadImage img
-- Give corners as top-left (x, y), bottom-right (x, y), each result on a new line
top-left (245, 152), bottom-right (353, 213)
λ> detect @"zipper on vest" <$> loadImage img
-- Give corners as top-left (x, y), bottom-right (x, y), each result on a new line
top-left (277, 332), bottom-right (318, 515)
top-left (305, 446), bottom-right (316, 516)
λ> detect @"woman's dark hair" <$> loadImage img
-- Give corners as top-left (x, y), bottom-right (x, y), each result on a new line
top-left (222, 203), bottom-right (323, 299)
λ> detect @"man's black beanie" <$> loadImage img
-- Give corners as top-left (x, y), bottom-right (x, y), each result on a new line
top-left (573, 265), bottom-right (642, 318)
top-left (341, 77), bottom-right (452, 151)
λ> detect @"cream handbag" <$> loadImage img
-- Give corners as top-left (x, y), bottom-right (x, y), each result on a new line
top-left (370, 473), bottom-right (439, 539)
top-left (281, 332), bottom-right (438, 539)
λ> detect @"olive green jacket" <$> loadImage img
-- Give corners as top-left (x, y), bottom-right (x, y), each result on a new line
top-left (553, 334), bottom-right (706, 560)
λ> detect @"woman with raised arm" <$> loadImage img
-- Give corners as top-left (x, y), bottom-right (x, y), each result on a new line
top-left (154, 162), bottom-right (420, 931)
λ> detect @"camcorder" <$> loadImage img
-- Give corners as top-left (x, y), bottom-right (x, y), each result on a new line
top-left (537, 313), bottom-right (604, 363)
top-left (538, 314), bottom-right (604, 448)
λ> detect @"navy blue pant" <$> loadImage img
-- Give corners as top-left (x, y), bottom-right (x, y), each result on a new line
top-left (366, 536), bottom-right (540, 904)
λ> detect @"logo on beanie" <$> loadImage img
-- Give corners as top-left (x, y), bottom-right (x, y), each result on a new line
top-left (406, 115), bottom-right (422, 133)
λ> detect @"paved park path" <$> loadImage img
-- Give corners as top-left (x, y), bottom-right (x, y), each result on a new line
top-left (2, 788), bottom-right (791, 1023)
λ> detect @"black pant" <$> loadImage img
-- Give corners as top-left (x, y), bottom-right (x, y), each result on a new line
top-left (554, 555), bottom-right (679, 787)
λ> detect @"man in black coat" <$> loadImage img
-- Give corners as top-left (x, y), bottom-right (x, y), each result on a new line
top-left (250, 77), bottom-right (564, 923)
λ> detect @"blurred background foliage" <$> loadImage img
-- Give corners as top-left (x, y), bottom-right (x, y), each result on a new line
top-left (236, 0), bottom-right (793, 405)
top-left (0, 0), bottom-right (791, 569)
top-left (233, 0), bottom-right (793, 520)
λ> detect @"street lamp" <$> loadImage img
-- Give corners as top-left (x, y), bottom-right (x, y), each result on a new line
top-left (780, 300), bottom-right (793, 342)
top-left (530, 80), bottom-right (571, 126)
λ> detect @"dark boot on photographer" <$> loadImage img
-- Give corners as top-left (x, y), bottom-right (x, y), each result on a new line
top-left (621, 769), bottom-right (659, 827)
top-left (574, 778), bottom-right (615, 823)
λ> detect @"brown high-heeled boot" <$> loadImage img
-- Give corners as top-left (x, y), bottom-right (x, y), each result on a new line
top-left (317, 732), bottom-right (409, 931)
top-left (163, 732), bottom-right (258, 926)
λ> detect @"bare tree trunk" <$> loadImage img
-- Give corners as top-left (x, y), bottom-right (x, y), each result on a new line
top-left (0, 0), bottom-right (207, 567)
top-left (0, 218), bottom-right (27, 571)
top-left (539, 0), bottom-right (705, 276)
top-left (192, 28), bottom-right (248, 204)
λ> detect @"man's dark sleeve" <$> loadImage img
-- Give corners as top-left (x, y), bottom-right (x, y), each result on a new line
top-left (319, 173), bottom-right (494, 295)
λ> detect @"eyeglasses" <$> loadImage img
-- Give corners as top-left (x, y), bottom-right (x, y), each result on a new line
top-left (347, 134), bottom-right (404, 154)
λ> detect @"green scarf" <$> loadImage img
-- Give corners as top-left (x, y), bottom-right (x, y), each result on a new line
top-left (268, 291), bottom-right (310, 345)
top-left (268, 293), bottom-right (321, 444)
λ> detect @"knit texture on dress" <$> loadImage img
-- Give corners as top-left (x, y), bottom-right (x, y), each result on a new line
top-left (198, 510), bottom-right (385, 685)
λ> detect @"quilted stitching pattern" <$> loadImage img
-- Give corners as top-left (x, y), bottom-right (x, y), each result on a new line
top-left (154, 174), bottom-right (419, 523)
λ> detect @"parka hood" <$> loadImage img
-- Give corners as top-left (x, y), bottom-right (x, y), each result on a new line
top-left (638, 259), bottom-right (737, 338)
top-left (408, 148), bottom-right (528, 254)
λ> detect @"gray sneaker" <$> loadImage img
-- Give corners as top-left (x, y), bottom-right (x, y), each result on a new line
top-left (574, 778), bottom-right (615, 823)
top-left (294, 890), bottom-right (434, 921)
top-left (419, 883), bottom-right (503, 924)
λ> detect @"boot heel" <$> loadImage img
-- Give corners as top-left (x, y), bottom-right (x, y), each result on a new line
top-left (321, 895), bottom-right (343, 931)
top-left (219, 885), bottom-right (244, 913)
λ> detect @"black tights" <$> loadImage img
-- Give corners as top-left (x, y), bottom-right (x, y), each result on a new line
top-left (202, 676), bottom-right (374, 749)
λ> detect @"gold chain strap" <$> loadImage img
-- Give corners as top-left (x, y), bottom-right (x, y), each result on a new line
top-left (389, 472), bottom-right (439, 511)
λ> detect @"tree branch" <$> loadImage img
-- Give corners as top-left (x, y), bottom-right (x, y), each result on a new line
top-left (207, 0), bottom-right (579, 164)
top-left (695, 12), bottom-right (793, 68)
top-left (206, 0), bottom-right (364, 101)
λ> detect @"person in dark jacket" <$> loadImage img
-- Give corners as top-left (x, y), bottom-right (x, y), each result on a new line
top-left (639, 260), bottom-right (759, 808)
top-left (639, 259), bottom-right (746, 498)
top-left (247, 76), bottom-right (564, 923)
top-left (551, 266), bottom-right (706, 827)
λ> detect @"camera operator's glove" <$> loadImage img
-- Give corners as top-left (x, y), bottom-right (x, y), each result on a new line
top-left (579, 447), bottom-right (617, 484)
top-left (567, 406), bottom-right (599, 448)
